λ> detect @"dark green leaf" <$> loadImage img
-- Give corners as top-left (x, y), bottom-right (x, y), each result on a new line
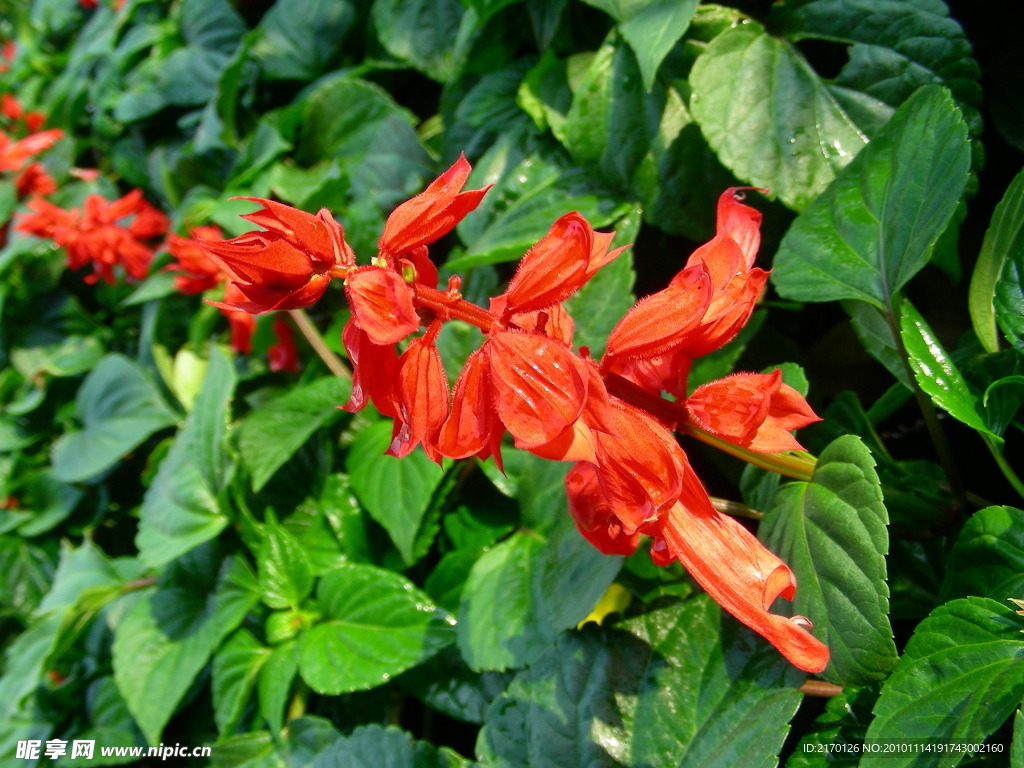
top-left (239, 377), bottom-right (350, 492)
top-left (298, 564), bottom-right (454, 695)
top-left (845, 302), bottom-right (913, 388)
top-left (457, 517), bottom-right (621, 671)
top-left (0, 536), bottom-right (58, 617)
top-left (258, 513), bottom-right (314, 610)
top-left (213, 629), bottom-right (271, 735)
top-left (372, 0), bottom-right (465, 82)
top-left (64, 677), bottom-right (145, 763)
top-left (400, 646), bottom-right (513, 725)
top-left (258, 640), bottom-right (298, 736)
top-left (900, 298), bottom-right (998, 438)
top-left (253, 0), bottom-right (354, 80)
top-left (308, 723), bottom-right (467, 768)
top-left (51, 354), bottom-right (178, 482)
top-left (863, 597), bottom-right (1024, 765)
top-left (788, 685), bottom-right (878, 767)
top-left (760, 435), bottom-right (897, 685)
top-left (136, 349), bottom-right (236, 567)
top-left (942, 506), bottom-right (1024, 603)
top-left (971, 169), bottom-right (1024, 353)
top-left (112, 550), bottom-right (260, 743)
top-left (479, 596), bottom-right (803, 767)
top-left (772, 87), bottom-right (970, 306)
top-left (581, 0), bottom-right (698, 91)
top-left (996, 221), bottom-right (1024, 353)
top-left (346, 421), bottom-right (445, 566)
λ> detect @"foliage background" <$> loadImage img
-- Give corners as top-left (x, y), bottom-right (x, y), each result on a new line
top-left (1, 0), bottom-right (1024, 765)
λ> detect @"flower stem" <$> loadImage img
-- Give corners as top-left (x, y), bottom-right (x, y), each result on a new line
top-left (287, 309), bottom-right (351, 382)
top-left (710, 496), bottom-right (763, 520)
top-left (800, 680), bottom-right (843, 697)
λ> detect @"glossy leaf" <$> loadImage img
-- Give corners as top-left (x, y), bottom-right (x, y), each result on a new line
top-left (308, 723), bottom-right (468, 768)
top-left (863, 597), bottom-right (1024, 766)
top-left (136, 349), bottom-right (237, 567)
top-left (346, 421), bottom-right (446, 565)
top-left (298, 564), bottom-right (454, 695)
top-left (970, 167), bottom-right (1024, 353)
top-left (258, 513), bottom-right (314, 610)
top-left (900, 298), bottom-right (999, 438)
top-left (372, 0), bottom-right (465, 82)
top-left (759, 435), bottom-right (897, 685)
top-left (213, 629), bottom-right (271, 735)
top-left (942, 506), bottom-right (1024, 602)
top-left (772, 86), bottom-right (970, 306)
top-left (112, 550), bottom-right (260, 743)
top-left (50, 354), bottom-right (178, 482)
top-left (996, 223), bottom-right (1024, 353)
top-left (239, 377), bottom-right (350, 492)
top-left (479, 596), bottom-right (803, 768)
top-left (253, 0), bottom-right (354, 81)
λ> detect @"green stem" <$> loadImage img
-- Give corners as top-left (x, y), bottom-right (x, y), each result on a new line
top-left (287, 309), bottom-right (351, 382)
top-left (982, 434), bottom-right (1024, 500)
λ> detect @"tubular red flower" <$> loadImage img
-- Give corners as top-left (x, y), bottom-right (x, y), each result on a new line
top-left (166, 225), bottom-right (225, 295)
top-left (438, 348), bottom-right (504, 468)
top-left (686, 370), bottom-right (821, 452)
top-left (565, 462), bottom-right (640, 556)
top-left (378, 153), bottom-right (490, 257)
top-left (0, 128), bottom-right (62, 172)
top-left (650, 495), bottom-right (830, 674)
top-left (341, 320), bottom-right (400, 419)
top-left (389, 327), bottom-right (449, 464)
top-left (486, 330), bottom-right (588, 450)
top-left (345, 267), bottom-right (420, 345)
top-left (268, 316), bottom-right (300, 373)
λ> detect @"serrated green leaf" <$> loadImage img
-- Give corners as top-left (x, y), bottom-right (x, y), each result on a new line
top-left (996, 218), bottom-right (1024, 353)
top-left (298, 564), bottom-right (454, 695)
top-left (772, 86), bottom-right (970, 306)
top-left (479, 596), bottom-right (803, 768)
top-left (253, 0), bottom-right (354, 80)
top-left (899, 298), bottom-right (999, 439)
top-left (112, 550), bottom-right (260, 743)
top-left (970, 168), bottom-right (1024, 353)
top-left (372, 0), bottom-right (464, 82)
top-left (400, 646), bottom-right (513, 725)
top-left (457, 517), bottom-right (621, 672)
top-left (38, 538), bottom-right (122, 614)
top-left (0, 536), bottom-right (57, 617)
top-left (258, 640), bottom-right (298, 736)
top-left (309, 723), bottom-right (467, 768)
top-left (942, 506), bottom-right (1024, 603)
top-left (759, 435), bottom-right (897, 685)
top-left (239, 377), bottom-right (350, 492)
top-left (213, 629), bottom-right (271, 735)
top-left (50, 354), bottom-right (178, 482)
top-left (581, 0), bottom-right (698, 91)
top-left (863, 597), bottom-right (1024, 766)
top-left (136, 348), bottom-right (236, 568)
top-left (346, 421), bottom-right (445, 566)
top-left (258, 514), bottom-right (314, 610)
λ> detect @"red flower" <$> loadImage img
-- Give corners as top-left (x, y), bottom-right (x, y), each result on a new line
top-left (341, 320), bottom-right (400, 419)
top-left (268, 316), bottom-right (300, 373)
top-left (344, 267), bottom-right (419, 345)
top-left (685, 370), bottom-right (821, 452)
top-left (0, 129), bottom-right (63, 173)
top-left (378, 153), bottom-right (490, 258)
top-left (165, 225), bottom-right (226, 294)
top-left (15, 162), bottom-right (56, 198)
top-left (388, 323), bottom-right (449, 463)
top-left (201, 199), bottom-right (353, 314)
top-left (17, 190), bottom-right (167, 284)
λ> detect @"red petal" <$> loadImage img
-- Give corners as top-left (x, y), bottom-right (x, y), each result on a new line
top-left (487, 331), bottom-right (588, 449)
top-left (603, 264), bottom-right (711, 364)
top-left (225, 310), bottom-right (255, 354)
top-left (715, 187), bottom-right (763, 270)
top-left (684, 268), bottom-right (769, 357)
top-left (345, 268), bottom-right (419, 345)
top-left (236, 198), bottom-right (352, 269)
top-left (211, 273), bottom-right (331, 314)
top-left (341, 320), bottom-right (400, 418)
top-left (438, 349), bottom-right (503, 462)
top-left (566, 462), bottom-right (640, 556)
top-left (379, 153), bottom-right (490, 256)
top-left (200, 234), bottom-right (314, 289)
top-left (504, 212), bottom-right (592, 314)
top-left (268, 316), bottom-right (300, 372)
top-left (650, 493), bottom-right (830, 673)
top-left (390, 336), bottom-right (450, 464)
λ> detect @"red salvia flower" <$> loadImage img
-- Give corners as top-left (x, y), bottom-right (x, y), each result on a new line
top-left (201, 199), bottom-right (353, 314)
top-left (344, 267), bottom-right (419, 345)
top-left (378, 153), bottom-right (490, 258)
top-left (341, 320), bottom-right (400, 419)
top-left (389, 322), bottom-right (449, 463)
top-left (0, 129), bottom-right (63, 173)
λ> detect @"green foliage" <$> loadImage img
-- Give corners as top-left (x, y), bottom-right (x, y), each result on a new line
top-left (2, 0), bottom-right (1023, 763)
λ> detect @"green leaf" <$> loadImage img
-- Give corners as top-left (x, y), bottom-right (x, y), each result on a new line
top-left (479, 596), bottom-right (803, 768)
top-left (450, 134), bottom-right (631, 270)
top-left (458, 517), bottom-right (621, 672)
top-left (38, 538), bottom-right (122, 614)
top-left (64, 677), bottom-right (146, 764)
top-left (996, 223), bottom-right (1024, 353)
top-left (759, 435), bottom-right (897, 685)
top-left (213, 629), bottom-right (271, 735)
top-left (899, 298), bottom-right (999, 439)
top-left (845, 302), bottom-right (913, 388)
top-left (942, 506), bottom-right (1024, 603)
top-left (112, 549), bottom-right (260, 743)
top-left (136, 348), bottom-right (236, 568)
top-left (253, 0), bottom-right (354, 80)
top-left (400, 646), bottom-right (513, 725)
top-left (50, 354), bottom-right (178, 482)
top-left (1014, 710), bottom-right (1024, 768)
top-left (10, 335), bottom-right (105, 378)
top-left (298, 564), bottom-right (454, 695)
top-left (970, 168), bottom-right (1024, 353)
top-left (258, 513), bottom-right (314, 609)
top-left (371, 0), bottom-right (465, 81)
top-left (239, 377), bottom-right (350, 492)
top-left (772, 86), bottom-right (971, 306)
top-left (0, 536), bottom-right (57, 617)
top-left (863, 597), bottom-right (1024, 765)
top-left (346, 421), bottom-right (445, 565)
top-left (580, 0), bottom-right (698, 90)
top-left (308, 723), bottom-right (468, 768)
top-left (258, 640), bottom-right (298, 735)
top-left (788, 685), bottom-right (878, 767)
